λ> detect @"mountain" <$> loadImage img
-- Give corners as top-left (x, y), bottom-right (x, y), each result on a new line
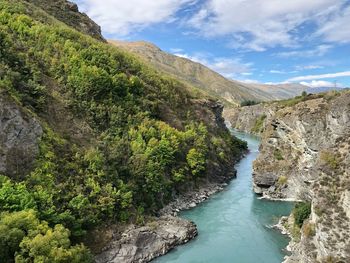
top-left (0, 0), bottom-right (247, 262)
top-left (247, 83), bottom-right (308, 99)
top-left (109, 40), bottom-right (312, 105)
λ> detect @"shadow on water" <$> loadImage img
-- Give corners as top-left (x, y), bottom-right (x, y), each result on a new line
top-left (153, 130), bottom-right (293, 263)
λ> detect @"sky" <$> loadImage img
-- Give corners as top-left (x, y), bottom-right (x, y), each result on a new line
top-left (72, 0), bottom-right (350, 88)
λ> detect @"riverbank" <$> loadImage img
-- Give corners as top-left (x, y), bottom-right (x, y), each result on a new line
top-left (94, 130), bottom-right (295, 263)
top-left (94, 161), bottom-right (241, 262)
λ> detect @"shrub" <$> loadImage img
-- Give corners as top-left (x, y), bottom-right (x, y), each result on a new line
top-left (293, 202), bottom-right (311, 227)
top-left (320, 150), bottom-right (339, 170)
top-left (273, 149), bottom-right (284, 160)
top-left (277, 175), bottom-right (288, 186)
top-left (303, 222), bottom-right (315, 238)
top-left (251, 114), bottom-right (266, 133)
top-left (240, 100), bottom-right (260, 107)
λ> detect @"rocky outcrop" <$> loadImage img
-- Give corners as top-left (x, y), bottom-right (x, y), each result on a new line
top-left (0, 92), bottom-right (42, 179)
top-left (193, 99), bottom-right (227, 131)
top-left (253, 92), bottom-right (349, 200)
top-left (238, 91), bottom-right (350, 262)
top-left (26, 0), bottom-right (105, 41)
top-left (95, 216), bottom-right (197, 263)
top-left (223, 103), bottom-right (278, 135)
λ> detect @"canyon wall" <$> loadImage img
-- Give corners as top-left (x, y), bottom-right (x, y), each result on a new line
top-left (227, 91), bottom-right (350, 262)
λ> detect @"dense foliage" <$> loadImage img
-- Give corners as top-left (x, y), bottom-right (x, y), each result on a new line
top-left (293, 202), bottom-right (311, 228)
top-left (0, 0), bottom-right (247, 261)
top-left (240, 100), bottom-right (260, 107)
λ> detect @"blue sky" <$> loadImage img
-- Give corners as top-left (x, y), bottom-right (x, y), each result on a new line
top-left (73, 0), bottom-right (350, 88)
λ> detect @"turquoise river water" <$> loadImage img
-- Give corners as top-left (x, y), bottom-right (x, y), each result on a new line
top-left (153, 130), bottom-right (293, 263)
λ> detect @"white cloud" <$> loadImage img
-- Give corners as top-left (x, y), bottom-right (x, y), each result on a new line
top-left (300, 80), bottom-right (343, 88)
top-left (75, 0), bottom-right (193, 36)
top-left (174, 53), bottom-right (252, 78)
top-left (239, 79), bottom-right (260, 84)
top-left (188, 0), bottom-right (343, 51)
top-left (270, 70), bottom-right (285, 74)
top-left (295, 65), bottom-right (324, 70)
top-left (287, 71), bottom-right (350, 82)
top-left (276, 45), bottom-right (332, 58)
top-left (316, 5), bottom-right (350, 43)
top-left (170, 48), bottom-right (184, 53)
top-left (269, 70), bottom-right (298, 74)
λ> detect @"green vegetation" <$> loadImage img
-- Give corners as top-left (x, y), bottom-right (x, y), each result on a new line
top-left (277, 175), bottom-right (288, 186)
top-left (240, 100), bottom-right (260, 107)
top-left (277, 90), bottom-right (342, 108)
top-left (0, 0), bottom-right (247, 260)
top-left (320, 150), bottom-right (340, 170)
top-left (251, 114), bottom-right (266, 134)
top-left (273, 149), bottom-right (284, 161)
top-left (0, 210), bottom-right (92, 263)
top-left (293, 202), bottom-right (311, 228)
top-left (303, 222), bottom-right (315, 238)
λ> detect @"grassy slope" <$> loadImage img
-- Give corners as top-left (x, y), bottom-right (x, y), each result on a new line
top-left (109, 40), bottom-right (275, 106)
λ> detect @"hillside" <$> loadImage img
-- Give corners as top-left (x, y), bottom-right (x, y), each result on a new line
top-left (0, 0), bottom-right (247, 262)
top-left (226, 90), bottom-right (350, 262)
top-left (109, 40), bottom-right (311, 105)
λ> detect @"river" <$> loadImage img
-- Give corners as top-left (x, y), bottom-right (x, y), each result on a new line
top-left (154, 130), bottom-right (293, 263)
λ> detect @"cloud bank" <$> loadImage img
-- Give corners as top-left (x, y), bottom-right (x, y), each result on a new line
top-left (76, 0), bottom-right (193, 36)
top-left (287, 71), bottom-right (350, 82)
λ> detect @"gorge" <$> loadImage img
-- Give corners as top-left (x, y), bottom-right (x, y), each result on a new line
top-left (0, 1), bottom-right (349, 262)
top-left (153, 130), bottom-right (294, 263)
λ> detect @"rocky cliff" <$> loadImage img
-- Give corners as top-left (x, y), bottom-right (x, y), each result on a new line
top-left (0, 91), bottom-right (42, 179)
top-left (227, 90), bottom-right (350, 262)
top-left (223, 103), bottom-right (278, 135)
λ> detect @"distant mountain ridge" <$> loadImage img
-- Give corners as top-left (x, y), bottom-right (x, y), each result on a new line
top-left (109, 40), bottom-right (314, 105)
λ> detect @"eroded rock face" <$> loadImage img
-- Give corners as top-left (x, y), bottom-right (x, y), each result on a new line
top-left (0, 93), bottom-right (42, 179)
top-left (95, 216), bottom-right (197, 263)
top-left (223, 103), bottom-right (278, 135)
top-left (245, 91), bottom-right (350, 262)
top-left (253, 94), bottom-right (350, 200)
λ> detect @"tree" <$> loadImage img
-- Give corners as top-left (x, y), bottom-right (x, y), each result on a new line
top-left (293, 202), bottom-right (311, 227)
top-left (16, 224), bottom-right (92, 263)
top-left (0, 210), bottom-right (92, 263)
top-left (0, 210), bottom-right (40, 262)
top-left (0, 176), bottom-right (36, 212)
top-left (186, 148), bottom-right (206, 177)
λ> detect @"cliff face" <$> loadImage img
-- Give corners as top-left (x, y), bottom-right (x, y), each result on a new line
top-left (0, 92), bottom-right (42, 179)
top-left (223, 103), bottom-right (278, 135)
top-left (227, 91), bottom-right (350, 262)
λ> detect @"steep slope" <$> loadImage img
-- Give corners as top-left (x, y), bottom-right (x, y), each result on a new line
top-left (248, 83), bottom-right (308, 100)
top-left (109, 40), bottom-right (276, 105)
top-left (227, 90), bottom-right (350, 262)
top-left (109, 40), bottom-right (312, 105)
top-left (0, 1), bottom-right (247, 262)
